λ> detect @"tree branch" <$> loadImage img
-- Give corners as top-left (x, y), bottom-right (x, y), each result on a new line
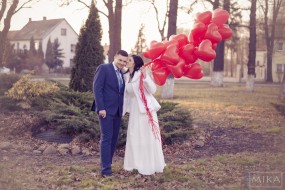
top-left (14, 0), bottom-right (36, 14)
top-left (0, 0), bottom-right (7, 21)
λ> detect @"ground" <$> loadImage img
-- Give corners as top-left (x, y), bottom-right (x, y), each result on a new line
top-left (1, 83), bottom-right (285, 189)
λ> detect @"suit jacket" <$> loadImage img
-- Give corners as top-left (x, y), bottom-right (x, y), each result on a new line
top-left (92, 63), bottom-right (125, 117)
top-left (123, 70), bottom-right (161, 115)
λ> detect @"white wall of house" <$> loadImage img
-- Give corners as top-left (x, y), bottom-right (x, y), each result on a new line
top-left (42, 20), bottom-right (78, 68)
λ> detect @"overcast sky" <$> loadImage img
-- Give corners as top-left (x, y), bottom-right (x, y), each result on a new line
top-left (10, 0), bottom-right (248, 52)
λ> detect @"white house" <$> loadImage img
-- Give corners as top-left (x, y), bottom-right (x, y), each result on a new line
top-left (8, 17), bottom-right (78, 68)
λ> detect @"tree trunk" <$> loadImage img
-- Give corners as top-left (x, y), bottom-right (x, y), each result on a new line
top-left (161, 77), bottom-right (174, 99)
top-left (279, 71), bottom-right (285, 100)
top-left (0, 0), bottom-right (19, 67)
top-left (211, 71), bottom-right (224, 87)
top-left (246, 74), bottom-right (255, 92)
top-left (160, 0), bottom-right (178, 99)
top-left (211, 0), bottom-right (229, 87)
top-left (114, 0), bottom-right (122, 52)
top-left (247, 0), bottom-right (256, 92)
top-left (107, 0), bottom-right (115, 62)
top-left (211, 41), bottom-right (225, 87)
top-left (266, 48), bottom-right (273, 82)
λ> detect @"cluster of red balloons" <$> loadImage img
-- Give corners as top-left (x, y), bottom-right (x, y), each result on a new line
top-left (143, 8), bottom-right (233, 86)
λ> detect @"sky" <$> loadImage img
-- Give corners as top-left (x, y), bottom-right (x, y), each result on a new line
top-left (9, 0), bottom-right (243, 52)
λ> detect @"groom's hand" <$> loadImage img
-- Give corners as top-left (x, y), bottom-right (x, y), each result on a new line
top-left (99, 110), bottom-right (106, 118)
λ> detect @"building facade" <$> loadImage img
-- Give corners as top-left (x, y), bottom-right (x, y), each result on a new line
top-left (8, 17), bottom-right (78, 69)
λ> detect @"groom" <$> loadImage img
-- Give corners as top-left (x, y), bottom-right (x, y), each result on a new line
top-left (92, 50), bottom-right (128, 177)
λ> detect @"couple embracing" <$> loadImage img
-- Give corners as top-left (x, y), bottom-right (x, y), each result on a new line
top-left (92, 50), bottom-right (166, 177)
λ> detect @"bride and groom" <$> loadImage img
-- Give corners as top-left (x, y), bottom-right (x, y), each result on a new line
top-left (92, 50), bottom-right (166, 177)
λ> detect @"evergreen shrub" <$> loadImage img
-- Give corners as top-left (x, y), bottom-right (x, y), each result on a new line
top-left (0, 73), bottom-right (20, 95)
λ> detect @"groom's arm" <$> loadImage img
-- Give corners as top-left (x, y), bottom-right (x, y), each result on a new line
top-left (93, 64), bottom-right (106, 112)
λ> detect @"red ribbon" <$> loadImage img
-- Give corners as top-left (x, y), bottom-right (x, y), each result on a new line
top-left (139, 72), bottom-right (161, 142)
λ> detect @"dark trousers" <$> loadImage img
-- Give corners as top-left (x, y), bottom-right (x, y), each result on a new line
top-left (98, 111), bottom-right (121, 175)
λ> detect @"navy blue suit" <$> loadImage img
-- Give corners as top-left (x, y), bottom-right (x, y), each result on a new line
top-left (92, 63), bottom-right (125, 175)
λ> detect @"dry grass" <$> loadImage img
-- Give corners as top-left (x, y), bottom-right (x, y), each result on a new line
top-left (157, 83), bottom-right (284, 132)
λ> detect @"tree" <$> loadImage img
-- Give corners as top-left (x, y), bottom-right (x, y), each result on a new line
top-left (131, 24), bottom-right (147, 55)
top-left (262, 0), bottom-right (284, 82)
top-left (52, 38), bottom-right (64, 68)
top-left (45, 38), bottom-right (54, 72)
top-left (161, 0), bottom-right (178, 99)
top-left (146, 0), bottom-right (169, 41)
top-left (25, 36), bottom-right (44, 73)
top-left (69, 0), bottom-right (105, 92)
top-left (59, 0), bottom-right (126, 62)
top-left (246, 0), bottom-right (257, 92)
top-left (0, 0), bottom-right (37, 67)
top-left (29, 36), bottom-right (36, 55)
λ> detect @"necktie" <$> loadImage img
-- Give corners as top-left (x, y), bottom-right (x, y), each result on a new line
top-left (116, 69), bottom-right (123, 92)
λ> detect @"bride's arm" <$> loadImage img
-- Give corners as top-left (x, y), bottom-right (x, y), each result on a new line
top-left (141, 66), bottom-right (157, 94)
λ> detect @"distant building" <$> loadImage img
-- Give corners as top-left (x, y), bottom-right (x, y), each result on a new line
top-left (7, 17), bottom-right (78, 69)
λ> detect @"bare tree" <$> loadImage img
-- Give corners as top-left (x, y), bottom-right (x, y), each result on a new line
top-left (143, 0), bottom-right (169, 41)
top-left (0, 0), bottom-right (37, 67)
top-left (59, 0), bottom-right (130, 61)
top-left (160, 0), bottom-right (178, 99)
top-left (261, 0), bottom-right (284, 82)
top-left (246, 0), bottom-right (256, 92)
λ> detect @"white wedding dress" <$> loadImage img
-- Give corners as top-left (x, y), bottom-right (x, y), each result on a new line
top-left (123, 82), bottom-right (166, 175)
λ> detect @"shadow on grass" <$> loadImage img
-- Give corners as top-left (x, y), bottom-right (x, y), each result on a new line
top-left (272, 102), bottom-right (285, 117)
top-left (191, 127), bottom-right (278, 159)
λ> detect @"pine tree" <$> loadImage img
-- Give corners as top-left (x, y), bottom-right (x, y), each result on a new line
top-left (69, 0), bottom-right (105, 92)
top-left (38, 41), bottom-right (44, 57)
top-left (53, 38), bottom-right (64, 68)
top-left (45, 38), bottom-right (54, 72)
top-left (29, 36), bottom-right (37, 55)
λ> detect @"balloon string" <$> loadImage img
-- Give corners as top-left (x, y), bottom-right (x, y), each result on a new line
top-left (139, 72), bottom-right (161, 143)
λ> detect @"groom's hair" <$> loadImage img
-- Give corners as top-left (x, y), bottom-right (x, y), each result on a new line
top-left (116, 50), bottom-right (128, 57)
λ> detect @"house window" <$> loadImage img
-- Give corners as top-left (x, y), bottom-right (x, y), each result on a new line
top-left (61, 28), bottom-right (67, 36)
top-left (277, 42), bottom-right (283, 50)
top-left (276, 64), bottom-right (284, 73)
top-left (71, 44), bottom-right (76, 53)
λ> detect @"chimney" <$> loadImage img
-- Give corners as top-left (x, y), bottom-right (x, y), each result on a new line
top-left (43, 16), bottom-right (46, 20)
top-left (29, 18), bottom-right (32, 22)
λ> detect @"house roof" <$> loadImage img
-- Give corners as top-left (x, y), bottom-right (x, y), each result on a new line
top-left (9, 18), bottom-right (65, 41)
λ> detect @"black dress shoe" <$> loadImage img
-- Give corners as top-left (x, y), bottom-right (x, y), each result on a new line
top-left (101, 174), bottom-right (111, 178)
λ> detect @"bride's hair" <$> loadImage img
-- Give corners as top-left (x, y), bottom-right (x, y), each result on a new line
top-left (125, 55), bottom-right (144, 78)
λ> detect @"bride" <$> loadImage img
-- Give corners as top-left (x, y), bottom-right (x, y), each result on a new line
top-left (122, 55), bottom-right (166, 175)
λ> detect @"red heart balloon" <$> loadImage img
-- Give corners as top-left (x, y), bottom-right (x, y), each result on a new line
top-left (218, 24), bottom-right (233, 40)
top-left (188, 22), bottom-right (207, 46)
top-left (196, 11), bottom-right (212, 25)
top-left (151, 62), bottom-right (169, 86)
top-left (143, 50), bottom-right (150, 59)
top-left (212, 8), bottom-right (229, 27)
top-left (167, 58), bottom-right (185, 78)
top-left (160, 44), bottom-right (180, 65)
top-left (180, 43), bottom-right (198, 64)
top-left (163, 39), bottom-right (178, 48)
top-left (204, 23), bottom-right (222, 43)
top-left (212, 43), bottom-right (217, 50)
top-left (183, 63), bottom-right (203, 79)
top-left (195, 39), bottom-right (216, 62)
top-left (169, 34), bottom-right (188, 48)
top-left (146, 41), bottom-right (166, 60)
